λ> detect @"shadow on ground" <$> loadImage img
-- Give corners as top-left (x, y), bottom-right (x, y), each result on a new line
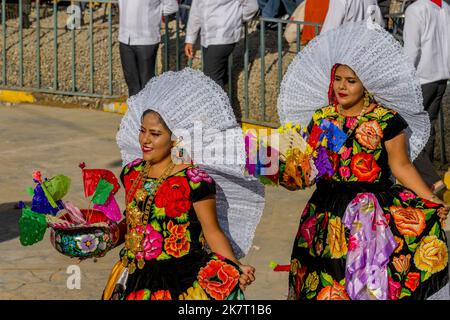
top-left (0, 202), bottom-right (29, 243)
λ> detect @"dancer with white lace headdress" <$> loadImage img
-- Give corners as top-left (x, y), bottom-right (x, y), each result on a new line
top-left (102, 68), bottom-right (265, 300)
top-left (276, 21), bottom-right (449, 300)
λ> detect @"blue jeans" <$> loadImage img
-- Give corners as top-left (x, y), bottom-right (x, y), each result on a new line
top-left (257, 0), bottom-right (304, 18)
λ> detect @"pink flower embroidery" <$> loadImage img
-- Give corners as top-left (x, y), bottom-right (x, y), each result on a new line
top-left (341, 147), bottom-right (352, 161)
top-left (346, 117), bottom-right (357, 129)
top-left (399, 191), bottom-right (416, 202)
top-left (300, 216), bottom-right (317, 249)
top-left (186, 168), bottom-right (213, 184)
top-left (339, 166), bottom-right (351, 179)
top-left (135, 225), bottom-right (163, 261)
top-left (388, 276), bottom-right (402, 300)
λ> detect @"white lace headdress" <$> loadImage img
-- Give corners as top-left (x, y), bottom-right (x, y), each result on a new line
top-left (278, 21), bottom-right (430, 160)
top-left (116, 68), bottom-right (265, 259)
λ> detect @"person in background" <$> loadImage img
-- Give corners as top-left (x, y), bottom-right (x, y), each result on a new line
top-left (184, 0), bottom-right (258, 88)
top-left (301, 0), bottom-right (330, 43)
top-left (321, 0), bottom-right (385, 33)
top-left (118, 0), bottom-right (179, 97)
top-left (404, 0), bottom-right (450, 196)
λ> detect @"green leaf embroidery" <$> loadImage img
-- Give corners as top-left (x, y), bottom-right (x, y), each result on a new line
top-left (404, 235), bottom-right (416, 245)
top-left (320, 272), bottom-right (334, 287)
top-left (380, 122), bottom-right (388, 130)
top-left (430, 222), bottom-right (440, 237)
top-left (348, 175), bottom-right (358, 182)
top-left (373, 149), bottom-right (382, 160)
top-left (421, 271), bottom-right (432, 282)
top-left (399, 288), bottom-right (411, 299)
top-left (175, 212), bottom-right (189, 223)
top-left (152, 205), bottom-right (166, 220)
top-left (297, 237), bottom-right (308, 249)
top-left (185, 230), bottom-right (192, 242)
top-left (340, 159), bottom-right (351, 167)
top-left (381, 113), bottom-right (394, 122)
top-left (339, 278), bottom-right (346, 286)
top-left (353, 140), bottom-right (362, 154)
top-left (156, 252), bottom-right (171, 261)
top-left (392, 198), bottom-right (401, 206)
top-left (407, 242), bottom-right (419, 252)
top-left (322, 245), bottom-right (331, 258)
top-left (150, 220), bottom-right (162, 232)
top-left (423, 209), bottom-right (436, 221)
top-left (306, 291), bottom-right (316, 300)
top-left (189, 180), bottom-right (202, 190)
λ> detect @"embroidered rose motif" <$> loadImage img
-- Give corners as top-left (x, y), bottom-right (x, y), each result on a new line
top-left (355, 120), bottom-right (383, 150)
top-left (317, 280), bottom-right (350, 300)
top-left (390, 206), bottom-right (426, 237)
top-left (164, 220), bottom-right (190, 258)
top-left (154, 176), bottom-right (191, 218)
top-left (413, 235), bottom-right (448, 274)
top-left (350, 152), bottom-right (381, 182)
top-left (197, 260), bottom-right (240, 300)
top-left (187, 168), bottom-right (214, 184)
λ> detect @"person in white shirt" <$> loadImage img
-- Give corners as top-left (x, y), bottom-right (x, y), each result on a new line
top-left (321, 0), bottom-right (385, 33)
top-left (184, 0), bottom-right (258, 88)
top-left (118, 0), bottom-right (178, 97)
top-left (404, 0), bottom-right (450, 194)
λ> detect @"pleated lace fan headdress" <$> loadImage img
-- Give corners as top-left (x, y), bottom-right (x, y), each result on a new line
top-left (277, 21), bottom-right (430, 161)
top-left (116, 68), bottom-right (265, 259)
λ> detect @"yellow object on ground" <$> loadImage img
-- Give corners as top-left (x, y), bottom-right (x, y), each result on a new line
top-left (0, 90), bottom-right (35, 103)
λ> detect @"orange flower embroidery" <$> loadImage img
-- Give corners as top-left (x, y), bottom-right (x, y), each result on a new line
top-left (355, 120), bottom-right (383, 150)
top-left (164, 220), bottom-right (190, 258)
top-left (390, 206), bottom-right (426, 237)
top-left (197, 260), bottom-right (240, 300)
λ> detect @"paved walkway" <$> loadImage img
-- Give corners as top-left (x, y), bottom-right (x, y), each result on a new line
top-left (0, 103), bottom-right (448, 300)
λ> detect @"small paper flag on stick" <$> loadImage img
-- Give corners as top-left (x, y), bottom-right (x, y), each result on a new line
top-left (91, 178), bottom-right (114, 205)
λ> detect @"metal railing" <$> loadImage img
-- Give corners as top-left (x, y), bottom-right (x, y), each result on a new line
top-left (0, 0), bottom-right (447, 164)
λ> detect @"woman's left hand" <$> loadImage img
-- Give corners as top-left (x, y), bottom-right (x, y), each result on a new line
top-left (437, 205), bottom-right (449, 228)
top-left (238, 264), bottom-right (256, 291)
top-left (428, 196), bottom-right (449, 227)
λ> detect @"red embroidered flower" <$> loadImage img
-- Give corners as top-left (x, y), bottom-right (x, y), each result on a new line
top-left (300, 216), bottom-right (317, 249)
top-left (388, 276), bottom-right (402, 300)
top-left (154, 176), bottom-right (191, 218)
top-left (350, 153), bottom-right (381, 182)
top-left (150, 290), bottom-right (172, 300)
top-left (198, 260), bottom-right (240, 300)
top-left (405, 272), bottom-right (420, 292)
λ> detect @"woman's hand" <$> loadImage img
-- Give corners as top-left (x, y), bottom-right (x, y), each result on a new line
top-left (184, 43), bottom-right (194, 59)
top-left (426, 195), bottom-right (449, 227)
top-left (238, 264), bottom-right (256, 291)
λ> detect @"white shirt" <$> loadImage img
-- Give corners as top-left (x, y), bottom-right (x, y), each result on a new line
top-left (185, 0), bottom-right (258, 48)
top-left (321, 0), bottom-right (385, 33)
top-left (118, 0), bottom-right (179, 46)
top-left (404, 0), bottom-right (450, 84)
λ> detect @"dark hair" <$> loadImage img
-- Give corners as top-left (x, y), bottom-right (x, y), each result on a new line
top-left (141, 109), bottom-right (171, 134)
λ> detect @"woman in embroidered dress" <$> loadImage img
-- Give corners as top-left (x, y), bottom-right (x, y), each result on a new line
top-left (102, 68), bottom-right (265, 300)
top-left (276, 22), bottom-right (449, 300)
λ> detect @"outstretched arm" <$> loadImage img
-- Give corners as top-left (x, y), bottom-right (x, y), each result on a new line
top-left (385, 132), bottom-right (449, 224)
top-left (194, 195), bottom-right (256, 291)
top-left (385, 132), bottom-right (434, 199)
